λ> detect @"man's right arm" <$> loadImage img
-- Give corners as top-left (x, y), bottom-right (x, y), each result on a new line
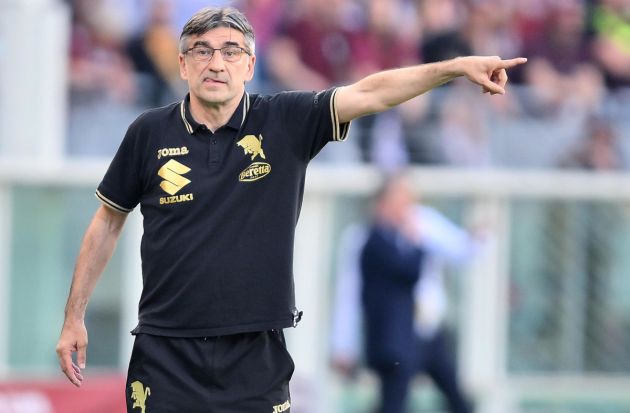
top-left (56, 205), bottom-right (127, 387)
top-left (335, 56), bottom-right (527, 123)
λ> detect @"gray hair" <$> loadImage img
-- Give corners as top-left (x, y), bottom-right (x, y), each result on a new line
top-left (179, 7), bottom-right (256, 55)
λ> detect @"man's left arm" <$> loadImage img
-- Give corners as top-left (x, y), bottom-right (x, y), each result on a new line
top-left (335, 56), bottom-right (527, 123)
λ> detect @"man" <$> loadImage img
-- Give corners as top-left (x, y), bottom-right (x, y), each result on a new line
top-left (56, 6), bottom-right (525, 412)
top-left (360, 175), bottom-right (425, 413)
top-left (332, 175), bottom-right (480, 413)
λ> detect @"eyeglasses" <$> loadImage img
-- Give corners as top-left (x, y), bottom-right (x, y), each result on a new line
top-left (183, 46), bottom-right (250, 63)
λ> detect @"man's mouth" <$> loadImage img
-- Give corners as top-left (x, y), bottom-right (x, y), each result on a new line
top-left (203, 77), bottom-right (226, 85)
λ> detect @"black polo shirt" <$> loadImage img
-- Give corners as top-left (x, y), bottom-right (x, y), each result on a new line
top-left (96, 88), bottom-right (350, 337)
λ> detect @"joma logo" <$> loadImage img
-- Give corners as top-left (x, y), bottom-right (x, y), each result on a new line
top-left (272, 400), bottom-right (291, 413)
top-left (157, 146), bottom-right (189, 159)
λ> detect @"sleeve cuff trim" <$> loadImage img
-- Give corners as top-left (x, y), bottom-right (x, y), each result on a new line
top-left (331, 88), bottom-right (351, 142)
top-left (95, 190), bottom-right (133, 213)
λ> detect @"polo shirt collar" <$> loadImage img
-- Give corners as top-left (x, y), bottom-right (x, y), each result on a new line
top-left (180, 92), bottom-right (251, 134)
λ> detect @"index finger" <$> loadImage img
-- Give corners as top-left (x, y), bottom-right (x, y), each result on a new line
top-left (500, 57), bottom-right (528, 69)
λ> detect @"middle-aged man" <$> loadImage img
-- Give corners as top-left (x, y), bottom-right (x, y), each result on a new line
top-left (56, 6), bottom-right (526, 412)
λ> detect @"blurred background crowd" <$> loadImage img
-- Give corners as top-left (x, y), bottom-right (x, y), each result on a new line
top-left (63, 0), bottom-right (630, 170)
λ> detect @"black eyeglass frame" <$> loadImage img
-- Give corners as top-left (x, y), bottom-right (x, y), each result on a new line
top-left (183, 45), bottom-right (252, 62)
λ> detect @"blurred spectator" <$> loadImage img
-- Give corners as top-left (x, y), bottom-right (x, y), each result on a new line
top-left (237, 0), bottom-right (284, 53)
top-left (406, 0), bottom-right (524, 167)
top-left (409, 0), bottom-right (472, 165)
top-left (512, 0), bottom-right (557, 48)
top-left (266, 0), bottom-right (362, 91)
top-left (353, 0), bottom-right (419, 76)
top-left (267, 0), bottom-right (420, 165)
top-left (591, 0), bottom-right (630, 89)
top-left (331, 174), bottom-right (479, 413)
top-left (558, 116), bottom-right (626, 170)
top-left (522, 0), bottom-right (591, 72)
top-left (351, 0), bottom-right (421, 167)
top-left (418, 0), bottom-right (471, 63)
top-left (61, 0), bottom-right (627, 167)
top-left (549, 112), bottom-right (626, 374)
top-left (236, 0), bottom-right (285, 92)
top-left (464, 0), bottom-right (522, 58)
top-left (439, 83), bottom-right (492, 167)
top-left (126, 0), bottom-right (182, 106)
top-left (264, 0), bottom-right (366, 164)
top-left (68, 0), bottom-right (136, 105)
top-left (67, 0), bottom-right (142, 156)
top-left (521, 0), bottom-right (605, 117)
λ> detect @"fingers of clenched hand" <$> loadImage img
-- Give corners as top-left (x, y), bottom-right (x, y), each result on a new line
top-left (481, 57), bottom-right (526, 95)
top-left (56, 329), bottom-right (87, 387)
top-left (57, 347), bottom-right (84, 387)
top-left (77, 343), bottom-right (87, 370)
top-left (480, 75), bottom-right (505, 95)
top-left (484, 68), bottom-right (508, 95)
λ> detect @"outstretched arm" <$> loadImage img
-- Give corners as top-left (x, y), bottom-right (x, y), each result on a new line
top-left (56, 205), bottom-right (127, 387)
top-left (335, 56), bottom-right (527, 123)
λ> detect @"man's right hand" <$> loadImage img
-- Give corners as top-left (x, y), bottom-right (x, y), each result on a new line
top-left (56, 321), bottom-right (88, 387)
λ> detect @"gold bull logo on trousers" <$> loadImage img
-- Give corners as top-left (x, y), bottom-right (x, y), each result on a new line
top-left (237, 134), bottom-right (266, 160)
top-left (130, 380), bottom-right (151, 413)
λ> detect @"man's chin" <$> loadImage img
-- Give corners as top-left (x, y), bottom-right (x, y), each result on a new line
top-left (196, 91), bottom-right (229, 106)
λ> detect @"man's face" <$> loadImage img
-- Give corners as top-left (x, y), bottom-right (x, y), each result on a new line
top-left (179, 27), bottom-right (255, 107)
top-left (378, 177), bottom-right (414, 226)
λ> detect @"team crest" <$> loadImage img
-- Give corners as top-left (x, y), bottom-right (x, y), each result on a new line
top-left (237, 134), bottom-right (266, 160)
top-left (130, 380), bottom-right (151, 413)
top-left (237, 134), bottom-right (271, 182)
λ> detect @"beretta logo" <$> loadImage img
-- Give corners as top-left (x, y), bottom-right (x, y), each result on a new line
top-left (239, 162), bottom-right (271, 182)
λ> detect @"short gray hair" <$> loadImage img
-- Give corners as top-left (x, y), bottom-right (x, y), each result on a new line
top-left (179, 7), bottom-right (255, 54)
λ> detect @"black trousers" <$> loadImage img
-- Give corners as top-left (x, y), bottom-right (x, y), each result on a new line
top-left (374, 328), bottom-right (472, 413)
top-left (125, 330), bottom-right (294, 413)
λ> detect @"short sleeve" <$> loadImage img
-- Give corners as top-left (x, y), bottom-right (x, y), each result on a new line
top-left (95, 122), bottom-right (143, 213)
top-left (276, 87), bottom-right (351, 160)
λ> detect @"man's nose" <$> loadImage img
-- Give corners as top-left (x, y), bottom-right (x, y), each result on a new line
top-left (207, 52), bottom-right (226, 71)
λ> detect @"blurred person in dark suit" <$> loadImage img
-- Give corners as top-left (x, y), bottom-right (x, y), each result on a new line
top-left (360, 176), bottom-right (425, 413)
top-left (332, 174), bottom-right (477, 413)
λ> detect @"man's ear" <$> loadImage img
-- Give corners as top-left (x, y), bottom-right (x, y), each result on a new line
top-left (244, 54), bottom-right (256, 82)
top-left (179, 54), bottom-right (188, 81)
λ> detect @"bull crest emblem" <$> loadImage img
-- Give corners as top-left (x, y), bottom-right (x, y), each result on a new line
top-left (130, 380), bottom-right (151, 413)
top-left (237, 134), bottom-right (266, 160)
